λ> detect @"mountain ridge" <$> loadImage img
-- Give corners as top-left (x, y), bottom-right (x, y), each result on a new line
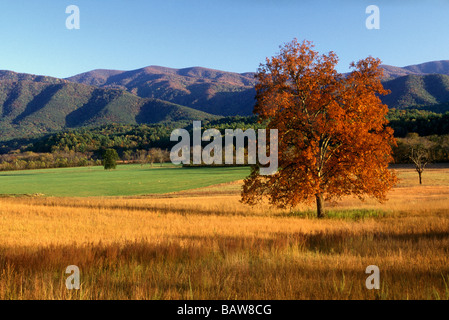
top-left (380, 60), bottom-right (449, 79)
top-left (2, 59), bottom-right (449, 141)
top-left (66, 65), bottom-right (257, 116)
top-left (0, 73), bottom-right (218, 140)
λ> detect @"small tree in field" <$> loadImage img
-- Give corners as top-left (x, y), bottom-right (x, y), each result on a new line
top-left (123, 150), bottom-right (133, 164)
top-left (137, 150), bottom-right (148, 167)
top-left (410, 147), bottom-right (430, 185)
top-left (241, 39), bottom-right (397, 217)
top-left (403, 133), bottom-right (434, 185)
top-left (157, 149), bottom-right (168, 167)
top-left (103, 148), bottom-right (119, 170)
top-left (148, 148), bottom-right (159, 167)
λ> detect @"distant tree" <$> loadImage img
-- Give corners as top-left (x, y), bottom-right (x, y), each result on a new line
top-left (403, 133), bottom-right (435, 184)
top-left (103, 148), bottom-right (119, 170)
top-left (123, 150), bottom-right (133, 163)
top-left (137, 150), bottom-right (148, 167)
top-left (241, 39), bottom-right (397, 217)
top-left (157, 149), bottom-right (167, 167)
top-left (148, 149), bottom-right (158, 167)
top-left (410, 147), bottom-right (430, 185)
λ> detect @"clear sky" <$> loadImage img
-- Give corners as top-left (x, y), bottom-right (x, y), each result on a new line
top-left (0, 0), bottom-right (448, 78)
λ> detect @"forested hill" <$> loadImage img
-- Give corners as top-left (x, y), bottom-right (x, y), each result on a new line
top-left (2, 60), bottom-right (449, 142)
top-left (67, 62), bottom-right (449, 114)
top-left (380, 60), bottom-right (449, 79)
top-left (382, 73), bottom-right (449, 110)
top-left (66, 66), bottom-right (257, 116)
top-left (0, 71), bottom-right (217, 140)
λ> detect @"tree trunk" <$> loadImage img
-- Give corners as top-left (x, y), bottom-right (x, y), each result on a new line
top-left (316, 193), bottom-right (325, 218)
top-left (418, 171), bottom-right (422, 185)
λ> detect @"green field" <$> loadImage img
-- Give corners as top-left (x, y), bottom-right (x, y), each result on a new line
top-left (0, 164), bottom-right (250, 197)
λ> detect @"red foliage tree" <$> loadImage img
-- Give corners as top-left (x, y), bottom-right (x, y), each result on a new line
top-left (241, 39), bottom-right (397, 217)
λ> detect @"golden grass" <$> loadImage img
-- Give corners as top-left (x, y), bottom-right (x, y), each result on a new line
top-left (0, 165), bottom-right (449, 299)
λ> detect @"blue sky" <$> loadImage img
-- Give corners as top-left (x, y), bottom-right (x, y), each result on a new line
top-left (0, 0), bottom-right (448, 78)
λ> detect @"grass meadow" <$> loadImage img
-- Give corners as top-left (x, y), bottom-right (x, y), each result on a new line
top-left (0, 164), bottom-right (448, 299)
top-left (0, 164), bottom-right (249, 196)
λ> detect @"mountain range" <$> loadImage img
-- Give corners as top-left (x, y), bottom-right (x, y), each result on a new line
top-left (1, 60), bottom-right (449, 141)
top-left (66, 66), bottom-right (257, 116)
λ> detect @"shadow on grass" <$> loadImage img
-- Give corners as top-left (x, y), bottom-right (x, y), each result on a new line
top-left (374, 231), bottom-right (449, 242)
top-left (1, 239), bottom-right (447, 299)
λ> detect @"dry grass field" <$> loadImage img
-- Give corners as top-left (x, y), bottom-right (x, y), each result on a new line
top-left (0, 164), bottom-right (448, 299)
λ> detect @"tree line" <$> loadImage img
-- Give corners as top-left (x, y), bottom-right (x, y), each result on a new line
top-left (0, 148), bottom-right (172, 171)
top-left (0, 111), bottom-right (448, 172)
top-left (388, 109), bottom-right (449, 137)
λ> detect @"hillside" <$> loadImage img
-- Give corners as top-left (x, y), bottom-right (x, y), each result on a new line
top-left (0, 72), bottom-right (217, 141)
top-left (379, 61), bottom-right (449, 110)
top-left (66, 66), bottom-right (257, 116)
top-left (68, 62), bottom-right (449, 115)
top-left (0, 70), bottom-right (68, 84)
top-left (380, 60), bottom-right (449, 79)
top-left (381, 74), bottom-right (449, 109)
top-left (3, 60), bottom-right (449, 142)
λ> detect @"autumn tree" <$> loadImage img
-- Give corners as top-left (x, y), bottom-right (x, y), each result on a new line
top-left (157, 149), bottom-right (166, 167)
top-left (137, 149), bottom-right (148, 167)
top-left (148, 149), bottom-right (158, 167)
top-left (241, 39), bottom-right (397, 217)
top-left (123, 150), bottom-right (133, 164)
top-left (156, 148), bottom-right (170, 166)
